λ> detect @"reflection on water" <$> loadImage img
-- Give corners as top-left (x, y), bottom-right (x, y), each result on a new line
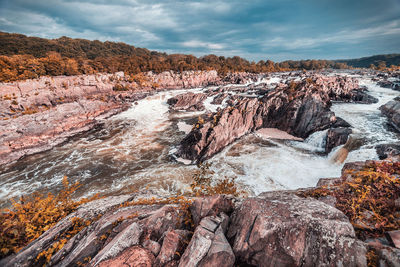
top-left (1, 73), bottom-right (399, 207)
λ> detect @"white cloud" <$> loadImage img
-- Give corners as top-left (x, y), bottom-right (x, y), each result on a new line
top-left (263, 20), bottom-right (400, 50)
top-left (182, 40), bottom-right (225, 50)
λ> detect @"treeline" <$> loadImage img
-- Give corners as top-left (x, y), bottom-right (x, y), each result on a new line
top-left (0, 31), bottom-right (354, 82)
top-left (337, 54), bottom-right (400, 69)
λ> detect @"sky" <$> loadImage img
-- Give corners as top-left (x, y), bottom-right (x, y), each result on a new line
top-left (0, 0), bottom-right (399, 62)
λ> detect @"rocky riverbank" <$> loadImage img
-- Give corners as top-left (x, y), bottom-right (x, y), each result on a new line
top-left (0, 71), bottom-right (259, 165)
top-left (174, 74), bottom-right (377, 163)
top-left (2, 159), bottom-right (400, 267)
top-left (2, 69), bottom-right (400, 266)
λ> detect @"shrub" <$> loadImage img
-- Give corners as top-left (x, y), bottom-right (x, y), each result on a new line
top-left (0, 176), bottom-right (99, 258)
top-left (300, 161), bottom-right (400, 239)
top-left (21, 107), bottom-right (38, 115)
top-left (190, 163), bottom-right (242, 197)
top-left (112, 83), bottom-right (130, 91)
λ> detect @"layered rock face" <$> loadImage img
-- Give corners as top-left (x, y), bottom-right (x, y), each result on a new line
top-left (325, 127), bottom-right (353, 153)
top-left (177, 75), bottom-right (376, 162)
top-left (0, 72), bottom-right (134, 165)
top-left (380, 97), bottom-right (400, 131)
top-left (378, 80), bottom-right (400, 91)
top-left (1, 192), bottom-right (369, 267)
top-left (227, 192), bottom-right (366, 266)
top-left (167, 92), bottom-right (207, 111)
top-left (0, 71), bottom-right (257, 165)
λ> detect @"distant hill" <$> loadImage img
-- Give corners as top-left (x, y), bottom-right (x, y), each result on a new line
top-left (0, 31), bottom-right (398, 82)
top-left (0, 31), bottom-right (155, 59)
top-left (336, 54), bottom-right (400, 68)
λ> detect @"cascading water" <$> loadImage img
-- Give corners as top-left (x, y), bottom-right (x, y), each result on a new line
top-left (0, 72), bottom-right (399, 207)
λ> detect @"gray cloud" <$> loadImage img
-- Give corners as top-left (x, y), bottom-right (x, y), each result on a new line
top-left (0, 0), bottom-right (399, 61)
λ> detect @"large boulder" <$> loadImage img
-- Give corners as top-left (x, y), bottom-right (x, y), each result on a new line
top-left (376, 143), bottom-right (400, 160)
top-left (97, 246), bottom-right (155, 267)
top-left (190, 195), bottom-right (235, 226)
top-left (226, 191), bottom-right (367, 267)
top-left (178, 97), bottom-right (265, 162)
top-left (325, 127), bottom-right (352, 153)
top-left (380, 100), bottom-right (400, 131)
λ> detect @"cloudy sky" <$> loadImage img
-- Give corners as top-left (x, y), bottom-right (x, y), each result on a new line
top-left (0, 0), bottom-right (399, 61)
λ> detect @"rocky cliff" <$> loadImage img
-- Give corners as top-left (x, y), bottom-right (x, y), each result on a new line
top-left (176, 75), bottom-right (377, 162)
top-left (0, 71), bottom-right (258, 165)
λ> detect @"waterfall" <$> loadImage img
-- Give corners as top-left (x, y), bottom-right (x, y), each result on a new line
top-left (292, 130), bottom-right (328, 153)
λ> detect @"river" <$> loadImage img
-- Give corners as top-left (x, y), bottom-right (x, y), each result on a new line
top-left (0, 71), bottom-right (398, 207)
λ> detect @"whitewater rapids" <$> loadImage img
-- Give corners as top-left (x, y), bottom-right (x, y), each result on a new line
top-left (0, 72), bottom-right (399, 206)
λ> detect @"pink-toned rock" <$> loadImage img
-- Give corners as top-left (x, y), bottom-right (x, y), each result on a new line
top-left (227, 191), bottom-right (367, 266)
top-left (167, 92), bottom-right (207, 111)
top-left (97, 246), bottom-right (155, 267)
top-left (155, 230), bottom-right (190, 266)
top-left (1, 70), bottom-right (247, 165)
top-left (190, 195), bottom-right (234, 226)
top-left (255, 128), bottom-right (303, 141)
top-left (386, 230), bottom-right (400, 249)
top-left (143, 239), bottom-right (161, 256)
top-left (91, 222), bottom-right (143, 265)
top-left (177, 75), bottom-right (369, 162)
top-left (139, 205), bottom-right (184, 240)
top-left (178, 213), bottom-right (235, 267)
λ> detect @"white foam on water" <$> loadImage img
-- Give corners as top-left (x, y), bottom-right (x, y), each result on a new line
top-left (114, 90), bottom-right (182, 130)
top-left (203, 95), bottom-right (227, 112)
top-left (1, 73), bottom-right (400, 206)
top-left (291, 130), bottom-right (328, 153)
top-left (177, 121), bottom-right (193, 134)
top-left (266, 76), bottom-right (282, 85)
top-left (209, 138), bottom-right (343, 195)
top-left (331, 78), bottom-right (399, 147)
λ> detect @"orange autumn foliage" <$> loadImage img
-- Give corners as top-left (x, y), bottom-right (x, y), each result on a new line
top-left (301, 161), bottom-right (400, 239)
top-left (0, 176), bottom-right (99, 258)
top-left (190, 163), bottom-right (243, 197)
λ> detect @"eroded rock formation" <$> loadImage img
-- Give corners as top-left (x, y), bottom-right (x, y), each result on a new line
top-left (177, 75), bottom-right (375, 162)
top-left (0, 71), bottom-right (259, 165)
top-left (167, 92), bottom-right (207, 111)
top-left (1, 188), bottom-right (379, 267)
top-left (380, 98), bottom-right (400, 131)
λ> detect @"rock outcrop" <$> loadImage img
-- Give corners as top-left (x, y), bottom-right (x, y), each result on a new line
top-left (0, 70), bottom-right (259, 165)
top-left (177, 75), bottom-right (373, 162)
top-left (376, 143), bottom-right (400, 160)
top-left (378, 80), bottom-right (400, 91)
top-left (325, 127), bottom-right (352, 153)
top-left (227, 191), bottom-right (367, 266)
top-left (178, 213), bottom-right (235, 267)
top-left (380, 99), bottom-right (400, 131)
top-left (2, 191), bottom-right (373, 267)
top-left (167, 92), bottom-right (207, 111)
